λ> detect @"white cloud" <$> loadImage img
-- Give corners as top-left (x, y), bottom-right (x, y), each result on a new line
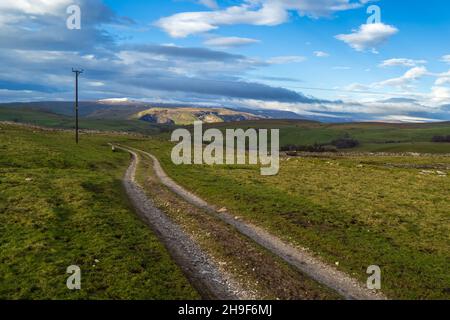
top-left (434, 70), bottom-right (450, 86)
top-left (204, 36), bottom-right (260, 48)
top-left (0, 0), bottom-right (72, 16)
top-left (0, 0), bottom-right (124, 52)
top-left (234, 96), bottom-right (447, 123)
top-left (375, 66), bottom-right (428, 88)
top-left (267, 56), bottom-right (306, 64)
top-left (346, 66), bottom-right (431, 93)
top-left (335, 23), bottom-right (398, 52)
top-left (431, 86), bottom-right (450, 104)
top-left (156, 0), bottom-right (372, 38)
top-left (379, 58), bottom-right (427, 68)
top-left (314, 51), bottom-right (329, 57)
top-left (441, 55), bottom-right (450, 64)
top-left (155, 2), bottom-right (287, 38)
top-left (0, 0), bottom-right (73, 27)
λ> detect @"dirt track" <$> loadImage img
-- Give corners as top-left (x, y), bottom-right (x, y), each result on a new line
top-left (119, 147), bottom-right (253, 300)
top-left (118, 144), bottom-right (387, 300)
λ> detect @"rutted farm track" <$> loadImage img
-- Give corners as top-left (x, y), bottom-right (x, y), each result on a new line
top-left (115, 144), bottom-right (387, 300)
top-left (120, 149), bottom-right (245, 299)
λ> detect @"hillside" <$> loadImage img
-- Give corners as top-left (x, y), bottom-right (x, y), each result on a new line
top-left (0, 101), bottom-right (304, 123)
top-left (0, 123), bottom-right (198, 299)
top-left (0, 108), bottom-right (162, 135)
top-left (0, 101), bottom-right (151, 119)
top-left (203, 120), bottom-right (450, 154)
top-left (1, 105), bottom-right (450, 153)
top-left (132, 107), bottom-right (266, 125)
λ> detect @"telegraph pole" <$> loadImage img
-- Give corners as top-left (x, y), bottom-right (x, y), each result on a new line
top-left (72, 68), bottom-right (83, 144)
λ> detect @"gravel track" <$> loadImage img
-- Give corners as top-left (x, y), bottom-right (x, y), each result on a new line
top-left (118, 144), bottom-right (387, 300)
top-left (118, 146), bottom-right (253, 300)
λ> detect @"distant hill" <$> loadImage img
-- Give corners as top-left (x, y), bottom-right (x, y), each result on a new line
top-left (132, 107), bottom-right (266, 125)
top-left (0, 101), bottom-right (150, 118)
top-left (0, 100), bottom-right (308, 124)
top-left (1, 102), bottom-right (450, 153)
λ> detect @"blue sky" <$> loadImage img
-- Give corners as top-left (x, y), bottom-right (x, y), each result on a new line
top-left (0, 0), bottom-right (449, 122)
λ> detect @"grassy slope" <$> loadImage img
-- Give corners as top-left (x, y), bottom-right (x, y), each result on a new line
top-left (128, 137), bottom-right (450, 299)
top-left (0, 124), bottom-right (198, 299)
top-left (0, 108), bottom-right (161, 135)
top-left (206, 120), bottom-right (450, 153)
top-left (2, 109), bottom-right (450, 153)
top-left (1, 111), bottom-right (449, 299)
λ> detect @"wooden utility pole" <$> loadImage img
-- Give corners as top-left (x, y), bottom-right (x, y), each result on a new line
top-left (72, 68), bottom-right (83, 144)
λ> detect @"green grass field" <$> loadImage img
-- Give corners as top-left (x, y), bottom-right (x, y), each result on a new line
top-left (1, 113), bottom-right (449, 300)
top-left (2, 109), bottom-right (450, 153)
top-left (0, 108), bottom-right (161, 135)
top-left (0, 124), bottom-right (198, 299)
top-left (204, 120), bottom-right (450, 153)
top-left (127, 136), bottom-right (450, 300)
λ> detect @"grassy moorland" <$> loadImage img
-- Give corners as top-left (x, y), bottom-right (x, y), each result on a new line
top-left (0, 108), bottom-right (161, 135)
top-left (0, 123), bottom-right (198, 299)
top-left (1, 114), bottom-right (449, 299)
top-left (205, 120), bottom-right (450, 153)
top-left (2, 109), bottom-right (450, 153)
top-left (127, 135), bottom-right (450, 300)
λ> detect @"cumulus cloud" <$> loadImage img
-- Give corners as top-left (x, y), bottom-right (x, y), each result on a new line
top-left (204, 36), bottom-right (260, 48)
top-left (156, 0), bottom-right (372, 38)
top-left (335, 23), bottom-right (398, 52)
top-left (431, 86), bottom-right (450, 104)
top-left (379, 58), bottom-right (427, 68)
top-left (155, 2), bottom-right (287, 38)
top-left (0, 0), bottom-right (130, 52)
top-left (348, 67), bottom-right (449, 96)
top-left (0, 0), bottom-right (72, 16)
top-left (375, 66), bottom-right (428, 88)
